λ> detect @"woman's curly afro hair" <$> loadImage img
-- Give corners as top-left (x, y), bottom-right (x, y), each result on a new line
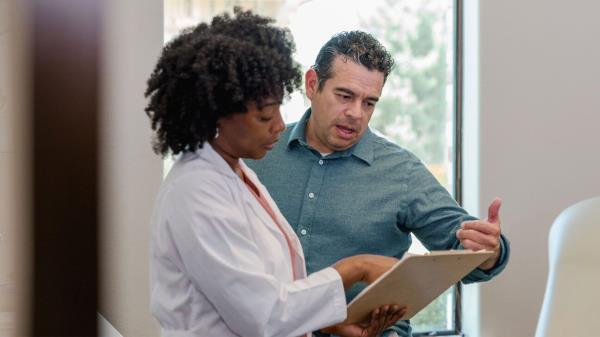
top-left (144, 7), bottom-right (302, 156)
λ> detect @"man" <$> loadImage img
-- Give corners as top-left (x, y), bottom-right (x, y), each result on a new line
top-left (246, 31), bottom-right (509, 337)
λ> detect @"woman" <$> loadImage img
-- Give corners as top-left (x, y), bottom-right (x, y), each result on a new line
top-left (145, 8), bottom-right (404, 337)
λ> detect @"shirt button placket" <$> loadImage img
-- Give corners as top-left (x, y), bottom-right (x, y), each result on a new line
top-left (299, 156), bottom-right (326, 260)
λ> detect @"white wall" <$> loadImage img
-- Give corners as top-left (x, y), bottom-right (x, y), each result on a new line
top-left (99, 0), bottom-right (164, 335)
top-left (0, 0), bottom-right (29, 334)
top-left (472, 1), bottom-right (600, 336)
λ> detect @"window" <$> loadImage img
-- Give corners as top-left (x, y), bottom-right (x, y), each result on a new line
top-left (165, 0), bottom-right (461, 334)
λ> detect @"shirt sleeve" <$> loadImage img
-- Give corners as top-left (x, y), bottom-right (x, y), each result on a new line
top-left (381, 320), bottom-right (412, 337)
top-left (461, 234), bottom-right (510, 283)
top-left (399, 154), bottom-right (510, 282)
top-left (165, 172), bottom-right (347, 337)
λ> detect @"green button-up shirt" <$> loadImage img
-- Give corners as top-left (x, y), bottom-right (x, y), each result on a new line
top-left (246, 109), bottom-right (510, 337)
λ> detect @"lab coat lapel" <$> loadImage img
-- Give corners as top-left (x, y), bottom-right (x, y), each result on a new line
top-left (238, 177), bottom-right (307, 280)
top-left (238, 176), bottom-right (292, 245)
top-left (196, 143), bottom-right (306, 278)
top-left (239, 161), bottom-right (305, 263)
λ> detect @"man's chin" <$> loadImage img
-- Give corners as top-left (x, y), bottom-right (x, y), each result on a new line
top-left (329, 138), bottom-right (357, 152)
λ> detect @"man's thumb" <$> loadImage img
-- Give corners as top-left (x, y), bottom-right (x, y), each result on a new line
top-left (487, 197), bottom-right (502, 224)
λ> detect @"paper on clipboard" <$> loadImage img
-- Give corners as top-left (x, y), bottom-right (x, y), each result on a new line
top-left (345, 250), bottom-right (494, 324)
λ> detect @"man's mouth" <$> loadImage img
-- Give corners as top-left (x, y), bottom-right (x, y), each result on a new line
top-left (335, 125), bottom-right (356, 139)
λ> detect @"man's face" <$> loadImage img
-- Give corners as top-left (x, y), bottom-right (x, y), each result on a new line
top-left (305, 56), bottom-right (385, 153)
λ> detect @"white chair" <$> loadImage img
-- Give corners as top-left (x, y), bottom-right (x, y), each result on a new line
top-left (535, 197), bottom-right (600, 337)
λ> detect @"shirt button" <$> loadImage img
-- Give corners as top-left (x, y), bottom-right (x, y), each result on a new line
top-left (300, 229), bottom-right (307, 235)
top-left (308, 192), bottom-right (315, 199)
top-left (318, 159), bottom-right (324, 165)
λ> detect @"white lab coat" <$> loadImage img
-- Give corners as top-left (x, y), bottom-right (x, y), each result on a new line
top-left (150, 142), bottom-right (346, 337)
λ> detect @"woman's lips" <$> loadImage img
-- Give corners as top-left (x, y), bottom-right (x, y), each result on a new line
top-left (263, 139), bottom-right (279, 150)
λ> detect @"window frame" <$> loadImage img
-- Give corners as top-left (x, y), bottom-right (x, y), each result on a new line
top-left (366, 1), bottom-right (465, 333)
top-left (414, 0), bottom-right (464, 335)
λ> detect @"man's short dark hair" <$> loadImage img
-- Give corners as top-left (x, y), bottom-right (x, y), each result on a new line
top-left (313, 30), bottom-right (394, 90)
top-left (144, 7), bottom-right (302, 156)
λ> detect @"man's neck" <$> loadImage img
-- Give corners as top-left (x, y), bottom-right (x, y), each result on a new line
top-left (305, 118), bottom-right (333, 154)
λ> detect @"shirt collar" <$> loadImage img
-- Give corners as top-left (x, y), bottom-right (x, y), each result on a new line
top-left (287, 109), bottom-right (310, 147)
top-left (286, 108), bottom-right (374, 166)
top-left (193, 141), bottom-right (238, 178)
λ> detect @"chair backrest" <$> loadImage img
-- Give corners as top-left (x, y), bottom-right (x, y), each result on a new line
top-left (535, 197), bottom-right (600, 337)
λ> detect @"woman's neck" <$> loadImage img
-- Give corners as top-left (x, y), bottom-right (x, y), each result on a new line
top-left (209, 139), bottom-right (242, 178)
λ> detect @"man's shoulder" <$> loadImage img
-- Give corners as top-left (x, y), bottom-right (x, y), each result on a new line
top-left (367, 131), bottom-right (420, 163)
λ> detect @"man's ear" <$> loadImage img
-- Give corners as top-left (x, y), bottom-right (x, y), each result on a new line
top-left (305, 67), bottom-right (319, 100)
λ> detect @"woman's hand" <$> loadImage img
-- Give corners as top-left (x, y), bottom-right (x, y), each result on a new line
top-left (333, 255), bottom-right (399, 289)
top-left (360, 255), bottom-right (399, 284)
top-left (322, 305), bottom-right (407, 337)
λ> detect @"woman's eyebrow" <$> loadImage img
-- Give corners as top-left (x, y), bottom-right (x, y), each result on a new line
top-left (258, 100), bottom-right (281, 109)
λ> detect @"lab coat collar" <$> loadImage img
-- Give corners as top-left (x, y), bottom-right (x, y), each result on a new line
top-left (194, 141), bottom-right (239, 179)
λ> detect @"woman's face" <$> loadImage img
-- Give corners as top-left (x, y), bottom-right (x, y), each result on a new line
top-left (216, 99), bottom-right (285, 160)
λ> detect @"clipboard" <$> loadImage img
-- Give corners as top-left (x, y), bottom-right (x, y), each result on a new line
top-left (345, 250), bottom-right (494, 324)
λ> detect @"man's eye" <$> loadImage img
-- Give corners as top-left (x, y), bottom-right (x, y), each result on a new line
top-left (260, 117), bottom-right (273, 122)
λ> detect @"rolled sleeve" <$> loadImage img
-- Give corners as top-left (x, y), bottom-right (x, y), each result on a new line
top-left (382, 331), bottom-right (400, 337)
top-left (462, 234), bottom-right (511, 283)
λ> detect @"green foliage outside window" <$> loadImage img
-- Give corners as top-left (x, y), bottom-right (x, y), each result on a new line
top-left (363, 0), bottom-right (450, 169)
top-left (361, 1), bottom-right (456, 333)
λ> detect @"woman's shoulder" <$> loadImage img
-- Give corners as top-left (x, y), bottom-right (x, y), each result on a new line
top-left (162, 156), bottom-right (235, 200)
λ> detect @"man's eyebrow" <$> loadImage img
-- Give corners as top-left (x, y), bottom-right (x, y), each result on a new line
top-left (335, 87), bottom-right (379, 102)
top-left (334, 87), bottom-right (356, 96)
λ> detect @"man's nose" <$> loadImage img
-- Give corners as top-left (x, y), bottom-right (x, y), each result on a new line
top-left (344, 100), bottom-right (362, 119)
